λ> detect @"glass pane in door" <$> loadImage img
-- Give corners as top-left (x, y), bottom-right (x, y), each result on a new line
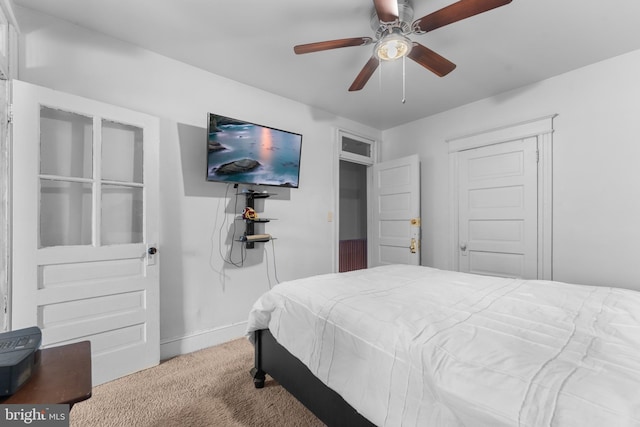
top-left (40, 179), bottom-right (92, 247)
top-left (40, 107), bottom-right (93, 178)
top-left (102, 120), bottom-right (143, 183)
top-left (101, 184), bottom-right (143, 245)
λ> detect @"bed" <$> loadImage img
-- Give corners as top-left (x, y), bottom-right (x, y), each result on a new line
top-left (246, 264), bottom-right (640, 426)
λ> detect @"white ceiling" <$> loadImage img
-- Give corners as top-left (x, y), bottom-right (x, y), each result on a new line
top-left (13, 0), bottom-right (640, 130)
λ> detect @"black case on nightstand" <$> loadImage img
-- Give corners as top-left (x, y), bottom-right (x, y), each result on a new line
top-left (0, 326), bottom-right (42, 396)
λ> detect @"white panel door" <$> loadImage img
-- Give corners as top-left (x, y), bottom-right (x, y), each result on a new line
top-left (11, 80), bottom-right (160, 385)
top-left (458, 137), bottom-right (538, 278)
top-left (370, 154), bottom-right (420, 266)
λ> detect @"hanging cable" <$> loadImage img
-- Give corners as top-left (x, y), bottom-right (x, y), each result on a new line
top-left (219, 183), bottom-right (246, 267)
top-left (402, 55), bottom-right (406, 104)
top-left (378, 57), bottom-right (383, 93)
top-left (265, 239), bottom-right (281, 288)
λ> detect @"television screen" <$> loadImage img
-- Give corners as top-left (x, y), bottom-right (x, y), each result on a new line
top-left (206, 113), bottom-right (302, 188)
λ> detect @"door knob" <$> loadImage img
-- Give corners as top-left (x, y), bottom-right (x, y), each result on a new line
top-left (460, 243), bottom-right (467, 251)
top-left (148, 247), bottom-right (157, 255)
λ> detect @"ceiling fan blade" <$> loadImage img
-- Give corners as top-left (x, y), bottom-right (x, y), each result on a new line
top-left (373, 0), bottom-right (399, 23)
top-left (349, 56), bottom-right (380, 91)
top-left (294, 37), bottom-right (373, 55)
top-left (412, 0), bottom-right (512, 34)
top-left (407, 43), bottom-right (456, 77)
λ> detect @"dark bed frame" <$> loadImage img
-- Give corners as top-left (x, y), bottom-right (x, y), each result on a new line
top-left (251, 329), bottom-right (376, 427)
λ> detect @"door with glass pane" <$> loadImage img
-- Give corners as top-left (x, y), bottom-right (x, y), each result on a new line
top-left (11, 80), bottom-right (160, 385)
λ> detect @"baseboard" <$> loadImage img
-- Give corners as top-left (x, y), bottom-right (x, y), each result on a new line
top-left (160, 321), bottom-right (248, 360)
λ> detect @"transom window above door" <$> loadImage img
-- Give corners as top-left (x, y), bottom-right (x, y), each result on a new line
top-left (338, 130), bottom-right (376, 165)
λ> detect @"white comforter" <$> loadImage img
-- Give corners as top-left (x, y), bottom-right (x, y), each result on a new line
top-left (246, 265), bottom-right (640, 427)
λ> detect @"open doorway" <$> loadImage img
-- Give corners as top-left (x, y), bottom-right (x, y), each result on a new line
top-left (337, 130), bottom-right (375, 272)
top-left (339, 160), bottom-right (368, 272)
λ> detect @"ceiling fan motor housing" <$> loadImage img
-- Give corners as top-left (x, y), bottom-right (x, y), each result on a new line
top-left (370, 0), bottom-right (415, 39)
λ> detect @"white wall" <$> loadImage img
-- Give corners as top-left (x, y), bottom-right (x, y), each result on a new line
top-left (15, 7), bottom-right (381, 357)
top-left (382, 49), bottom-right (640, 291)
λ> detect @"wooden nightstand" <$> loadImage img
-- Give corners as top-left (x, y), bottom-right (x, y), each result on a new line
top-left (0, 341), bottom-right (92, 409)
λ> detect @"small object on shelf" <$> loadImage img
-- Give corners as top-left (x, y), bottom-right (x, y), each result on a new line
top-left (243, 234), bottom-right (272, 242)
top-left (242, 207), bottom-right (258, 220)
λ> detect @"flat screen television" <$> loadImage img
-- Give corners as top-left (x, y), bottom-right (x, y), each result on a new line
top-left (206, 113), bottom-right (302, 188)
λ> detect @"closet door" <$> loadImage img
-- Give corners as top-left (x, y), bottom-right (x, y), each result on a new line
top-left (457, 138), bottom-right (538, 278)
top-left (11, 80), bottom-right (160, 385)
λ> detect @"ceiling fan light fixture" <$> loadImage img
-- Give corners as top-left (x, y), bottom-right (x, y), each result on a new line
top-left (375, 34), bottom-right (412, 61)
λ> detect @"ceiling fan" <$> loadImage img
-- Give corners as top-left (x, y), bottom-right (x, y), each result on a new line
top-left (293, 0), bottom-right (512, 92)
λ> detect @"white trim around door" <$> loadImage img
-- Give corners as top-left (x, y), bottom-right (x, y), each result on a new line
top-left (447, 114), bottom-right (556, 279)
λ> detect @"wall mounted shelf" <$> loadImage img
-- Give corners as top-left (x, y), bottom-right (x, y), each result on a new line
top-left (239, 190), bottom-right (274, 248)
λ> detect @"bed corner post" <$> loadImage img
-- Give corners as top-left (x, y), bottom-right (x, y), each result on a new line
top-left (250, 330), bottom-right (266, 388)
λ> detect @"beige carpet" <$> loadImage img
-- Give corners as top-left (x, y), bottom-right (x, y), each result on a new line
top-left (70, 338), bottom-right (325, 427)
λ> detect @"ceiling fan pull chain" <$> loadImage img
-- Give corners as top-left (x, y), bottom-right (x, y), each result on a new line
top-left (402, 55), bottom-right (406, 104)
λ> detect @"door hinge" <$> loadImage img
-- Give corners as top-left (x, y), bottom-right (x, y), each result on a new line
top-left (7, 104), bottom-right (13, 124)
top-left (536, 149), bottom-right (540, 163)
